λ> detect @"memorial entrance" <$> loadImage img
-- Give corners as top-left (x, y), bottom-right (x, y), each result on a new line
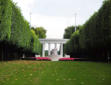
top-left (39, 39), bottom-right (69, 58)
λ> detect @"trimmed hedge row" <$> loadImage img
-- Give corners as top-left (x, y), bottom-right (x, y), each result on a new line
top-left (64, 0), bottom-right (111, 61)
top-left (0, 0), bottom-right (12, 41)
top-left (0, 0), bottom-right (41, 60)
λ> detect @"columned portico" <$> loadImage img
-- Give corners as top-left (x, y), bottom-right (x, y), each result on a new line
top-left (55, 43), bottom-right (57, 49)
top-left (60, 43), bottom-right (63, 57)
top-left (42, 43), bottom-right (45, 57)
top-left (48, 43), bottom-right (51, 56)
top-left (39, 39), bottom-right (69, 57)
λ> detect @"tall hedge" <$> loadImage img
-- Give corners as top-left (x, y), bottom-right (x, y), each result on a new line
top-left (10, 2), bottom-right (42, 55)
top-left (0, 0), bottom-right (42, 60)
top-left (0, 0), bottom-right (12, 41)
top-left (10, 4), bottom-right (31, 49)
top-left (64, 0), bottom-right (111, 61)
top-left (30, 30), bottom-right (42, 54)
top-left (64, 30), bottom-right (80, 56)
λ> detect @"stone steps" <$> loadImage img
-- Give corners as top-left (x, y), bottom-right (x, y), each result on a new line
top-left (48, 55), bottom-right (63, 61)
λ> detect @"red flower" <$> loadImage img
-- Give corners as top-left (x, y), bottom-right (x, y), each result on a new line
top-left (36, 57), bottom-right (51, 61)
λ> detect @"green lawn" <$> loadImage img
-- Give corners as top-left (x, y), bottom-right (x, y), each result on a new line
top-left (0, 61), bottom-right (111, 85)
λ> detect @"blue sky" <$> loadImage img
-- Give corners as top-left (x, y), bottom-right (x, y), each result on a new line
top-left (13, 0), bottom-right (103, 39)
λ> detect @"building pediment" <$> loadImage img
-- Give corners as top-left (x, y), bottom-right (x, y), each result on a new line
top-left (39, 38), bottom-right (69, 44)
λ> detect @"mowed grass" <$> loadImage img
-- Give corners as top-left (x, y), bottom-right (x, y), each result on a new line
top-left (0, 61), bottom-right (111, 85)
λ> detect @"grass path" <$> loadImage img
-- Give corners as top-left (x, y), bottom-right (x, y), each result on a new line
top-left (0, 61), bottom-right (111, 85)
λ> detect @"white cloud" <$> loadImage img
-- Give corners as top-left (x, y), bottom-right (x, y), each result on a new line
top-left (13, 0), bottom-right (35, 21)
top-left (13, 0), bottom-right (103, 39)
top-left (31, 14), bottom-right (74, 38)
top-left (13, 0), bottom-right (34, 10)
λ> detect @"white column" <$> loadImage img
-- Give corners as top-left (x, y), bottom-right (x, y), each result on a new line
top-left (55, 43), bottom-right (57, 49)
top-left (48, 43), bottom-right (51, 56)
top-left (60, 43), bottom-right (63, 57)
top-left (42, 43), bottom-right (45, 57)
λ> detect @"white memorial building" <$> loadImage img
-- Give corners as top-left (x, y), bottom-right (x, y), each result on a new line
top-left (39, 39), bottom-right (69, 57)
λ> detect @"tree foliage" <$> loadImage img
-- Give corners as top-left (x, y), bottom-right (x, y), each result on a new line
top-left (64, 26), bottom-right (80, 39)
top-left (0, 0), bottom-right (12, 41)
top-left (32, 27), bottom-right (46, 38)
top-left (0, 0), bottom-right (42, 60)
top-left (64, 0), bottom-right (111, 61)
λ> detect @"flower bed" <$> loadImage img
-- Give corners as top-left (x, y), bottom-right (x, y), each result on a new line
top-left (36, 57), bottom-right (51, 61)
top-left (59, 58), bottom-right (75, 61)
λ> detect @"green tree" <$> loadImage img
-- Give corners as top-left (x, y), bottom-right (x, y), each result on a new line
top-left (64, 0), bottom-right (111, 61)
top-left (64, 26), bottom-right (80, 39)
top-left (0, 0), bottom-right (12, 41)
top-left (0, 0), bottom-right (42, 60)
top-left (32, 27), bottom-right (46, 38)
